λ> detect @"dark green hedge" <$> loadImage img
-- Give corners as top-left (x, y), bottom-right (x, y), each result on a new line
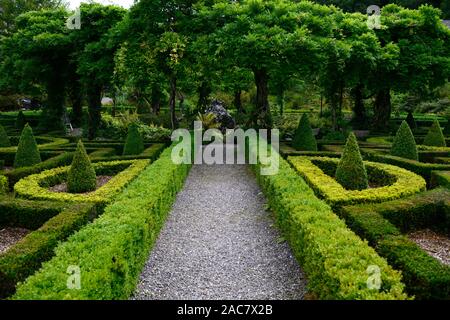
top-left (0, 202), bottom-right (98, 298)
top-left (13, 145), bottom-right (191, 300)
top-left (430, 171), bottom-right (450, 189)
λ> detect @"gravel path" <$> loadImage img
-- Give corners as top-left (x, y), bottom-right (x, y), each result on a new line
top-left (133, 163), bottom-right (307, 300)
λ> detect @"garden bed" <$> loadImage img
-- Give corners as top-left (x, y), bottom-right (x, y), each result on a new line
top-left (0, 227), bottom-right (30, 254)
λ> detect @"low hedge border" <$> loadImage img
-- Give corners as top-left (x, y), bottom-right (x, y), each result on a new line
top-left (288, 156), bottom-right (426, 208)
top-left (14, 160), bottom-right (150, 204)
top-left (365, 151), bottom-right (450, 184)
top-left (0, 136), bottom-right (69, 153)
top-left (435, 157), bottom-right (450, 164)
top-left (0, 201), bottom-right (98, 298)
top-left (430, 171), bottom-right (450, 189)
top-left (90, 144), bottom-right (166, 163)
top-left (279, 143), bottom-right (341, 158)
top-left (0, 176), bottom-right (7, 194)
top-left (1, 152), bottom-right (74, 190)
top-left (12, 144), bottom-right (191, 300)
top-left (340, 189), bottom-right (450, 299)
top-left (249, 141), bottom-right (407, 299)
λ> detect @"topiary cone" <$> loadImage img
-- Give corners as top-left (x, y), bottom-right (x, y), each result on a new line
top-left (0, 124), bottom-right (11, 148)
top-left (391, 121), bottom-right (418, 161)
top-left (13, 124), bottom-right (41, 168)
top-left (15, 111), bottom-right (26, 130)
top-left (67, 140), bottom-right (97, 193)
top-left (292, 114), bottom-right (318, 151)
top-left (123, 123), bottom-right (144, 156)
top-left (335, 132), bottom-right (368, 191)
top-left (423, 119), bottom-right (446, 147)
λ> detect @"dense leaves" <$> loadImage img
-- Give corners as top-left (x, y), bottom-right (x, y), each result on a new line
top-left (391, 121), bottom-right (419, 160)
top-left (67, 140), bottom-right (97, 193)
top-left (292, 114), bottom-right (318, 151)
top-left (13, 124), bottom-right (41, 168)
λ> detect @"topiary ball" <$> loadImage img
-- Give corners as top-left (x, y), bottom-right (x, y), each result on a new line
top-left (13, 124), bottom-right (41, 168)
top-left (123, 123), bottom-right (144, 156)
top-left (292, 114), bottom-right (318, 151)
top-left (15, 111), bottom-right (26, 130)
top-left (0, 124), bottom-right (11, 148)
top-left (335, 132), bottom-right (368, 190)
top-left (423, 119), bottom-right (446, 147)
top-left (391, 121), bottom-right (418, 161)
top-left (67, 140), bottom-right (97, 193)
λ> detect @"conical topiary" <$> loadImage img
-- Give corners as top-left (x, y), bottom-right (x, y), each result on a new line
top-left (15, 111), bottom-right (26, 130)
top-left (423, 119), bottom-right (446, 147)
top-left (292, 114), bottom-right (318, 151)
top-left (123, 123), bottom-right (144, 156)
top-left (0, 125), bottom-right (11, 147)
top-left (405, 111), bottom-right (417, 130)
top-left (391, 121), bottom-right (418, 161)
top-left (13, 124), bottom-right (41, 168)
top-left (67, 140), bottom-right (97, 193)
top-left (335, 132), bottom-right (368, 191)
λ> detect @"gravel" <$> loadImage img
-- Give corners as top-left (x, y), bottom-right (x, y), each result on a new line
top-left (0, 227), bottom-right (30, 254)
top-left (408, 229), bottom-right (450, 265)
top-left (133, 162), bottom-right (307, 300)
top-left (49, 175), bottom-right (112, 193)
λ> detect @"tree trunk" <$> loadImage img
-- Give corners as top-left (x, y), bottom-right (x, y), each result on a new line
top-left (169, 75), bottom-right (178, 130)
top-left (234, 90), bottom-right (244, 114)
top-left (178, 93), bottom-right (185, 115)
top-left (197, 81), bottom-right (211, 113)
top-left (352, 84), bottom-right (366, 129)
top-left (373, 88), bottom-right (392, 131)
top-left (41, 67), bottom-right (66, 131)
top-left (69, 82), bottom-right (83, 127)
top-left (151, 84), bottom-right (162, 115)
top-left (253, 68), bottom-right (272, 129)
top-left (136, 90), bottom-right (150, 114)
top-left (87, 84), bottom-right (102, 140)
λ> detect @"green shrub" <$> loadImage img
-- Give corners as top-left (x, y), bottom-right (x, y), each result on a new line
top-left (14, 160), bottom-right (149, 204)
top-left (13, 145), bottom-right (190, 300)
top-left (0, 175), bottom-right (7, 195)
top-left (423, 120), bottom-right (447, 147)
top-left (335, 133), bottom-right (368, 190)
top-left (13, 124), bottom-right (41, 168)
top-left (251, 142), bottom-right (407, 300)
top-left (292, 114), bottom-right (317, 151)
top-left (123, 123), bottom-right (145, 156)
top-left (67, 141), bottom-right (97, 193)
top-left (391, 121), bottom-right (418, 161)
top-left (15, 111), bottom-right (26, 130)
top-left (0, 125), bottom-right (11, 147)
top-left (405, 111), bottom-right (417, 130)
top-left (289, 156), bottom-right (426, 208)
top-left (0, 202), bottom-right (98, 298)
top-left (430, 171), bottom-right (450, 189)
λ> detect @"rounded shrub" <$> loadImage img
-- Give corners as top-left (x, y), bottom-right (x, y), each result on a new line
top-left (13, 124), bottom-right (41, 168)
top-left (335, 132), bottom-right (368, 190)
top-left (391, 121), bottom-right (418, 161)
top-left (123, 123), bottom-right (144, 156)
top-left (0, 125), bottom-right (11, 147)
top-left (292, 114), bottom-right (318, 151)
top-left (15, 111), bottom-right (26, 130)
top-left (67, 140), bottom-right (97, 193)
top-left (423, 119), bottom-right (446, 147)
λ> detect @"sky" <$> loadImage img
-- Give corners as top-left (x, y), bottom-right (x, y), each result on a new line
top-left (67, 0), bottom-right (135, 10)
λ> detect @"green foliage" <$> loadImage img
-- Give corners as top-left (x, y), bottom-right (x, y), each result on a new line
top-left (335, 133), bottom-right (368, 190)
top-left (15, 111), bottom-right (26, 131)
top-left (0, 175), bottom-right (7, 195)
top-left (391, 121), bottom-right (418, 161)
top-left (423, 120), bottom-right (447, 147)
top-left (196, 113), bottom-right (220, 130)
top-left (13, 145), bottom-right (190, 300)
top-left (67, 141), bottom-right (97, 193)
top-left (249, 141), bottom-right (407, 299)
top-left (123, 124), bottom-right (144, 156)
top-left (0, 201), bottom-right (97, 298)
top-left (14, 160), bottom-right (149, 204)
top-left (289, 156), bottom-right (426, 208)
top-left (431, 171), bottom-right (450, 189)
top-left (405, 112), bottom-right (417, 130)
top-left (292, 114), bottom-right (317, 151)
top-left (13, 124), bottom-right (41, 168)
top-left (0, 125), bottom-right (11, 147)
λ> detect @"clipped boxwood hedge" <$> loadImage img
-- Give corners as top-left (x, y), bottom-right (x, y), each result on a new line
top-left (430, 171), bottom-right (450, 189)
top-left (288, 156), bottom-right (426, 208)
top-left (13, 145), bottom-right (190, 300)
top-left (14, 160), bottom-right (150, 204)
top-left (0, 202), bottom-right (98, 298)
top-left (249, 141), bottom-right (407, 300)
top-left (0, 175), bottom-right (8, 195)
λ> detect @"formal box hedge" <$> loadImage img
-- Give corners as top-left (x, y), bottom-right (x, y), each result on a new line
top-left (0, 201), bottom-right (98, 298)
top-left (12, 145), bottom-right (191, 300)
top-left (288, 156), bottom-right (426, 208)
top-left (430, 171), bottom-right (450, 189)
top-left (249, 141), bottom-right (407, 300)
top-left (14, 160), bottom-right (150, 204)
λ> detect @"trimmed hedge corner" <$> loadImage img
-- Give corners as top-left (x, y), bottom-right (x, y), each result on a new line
top-left (249, 140), bottom-right (407, 300)
top-left (12, 145), bottom-right (190, 300)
